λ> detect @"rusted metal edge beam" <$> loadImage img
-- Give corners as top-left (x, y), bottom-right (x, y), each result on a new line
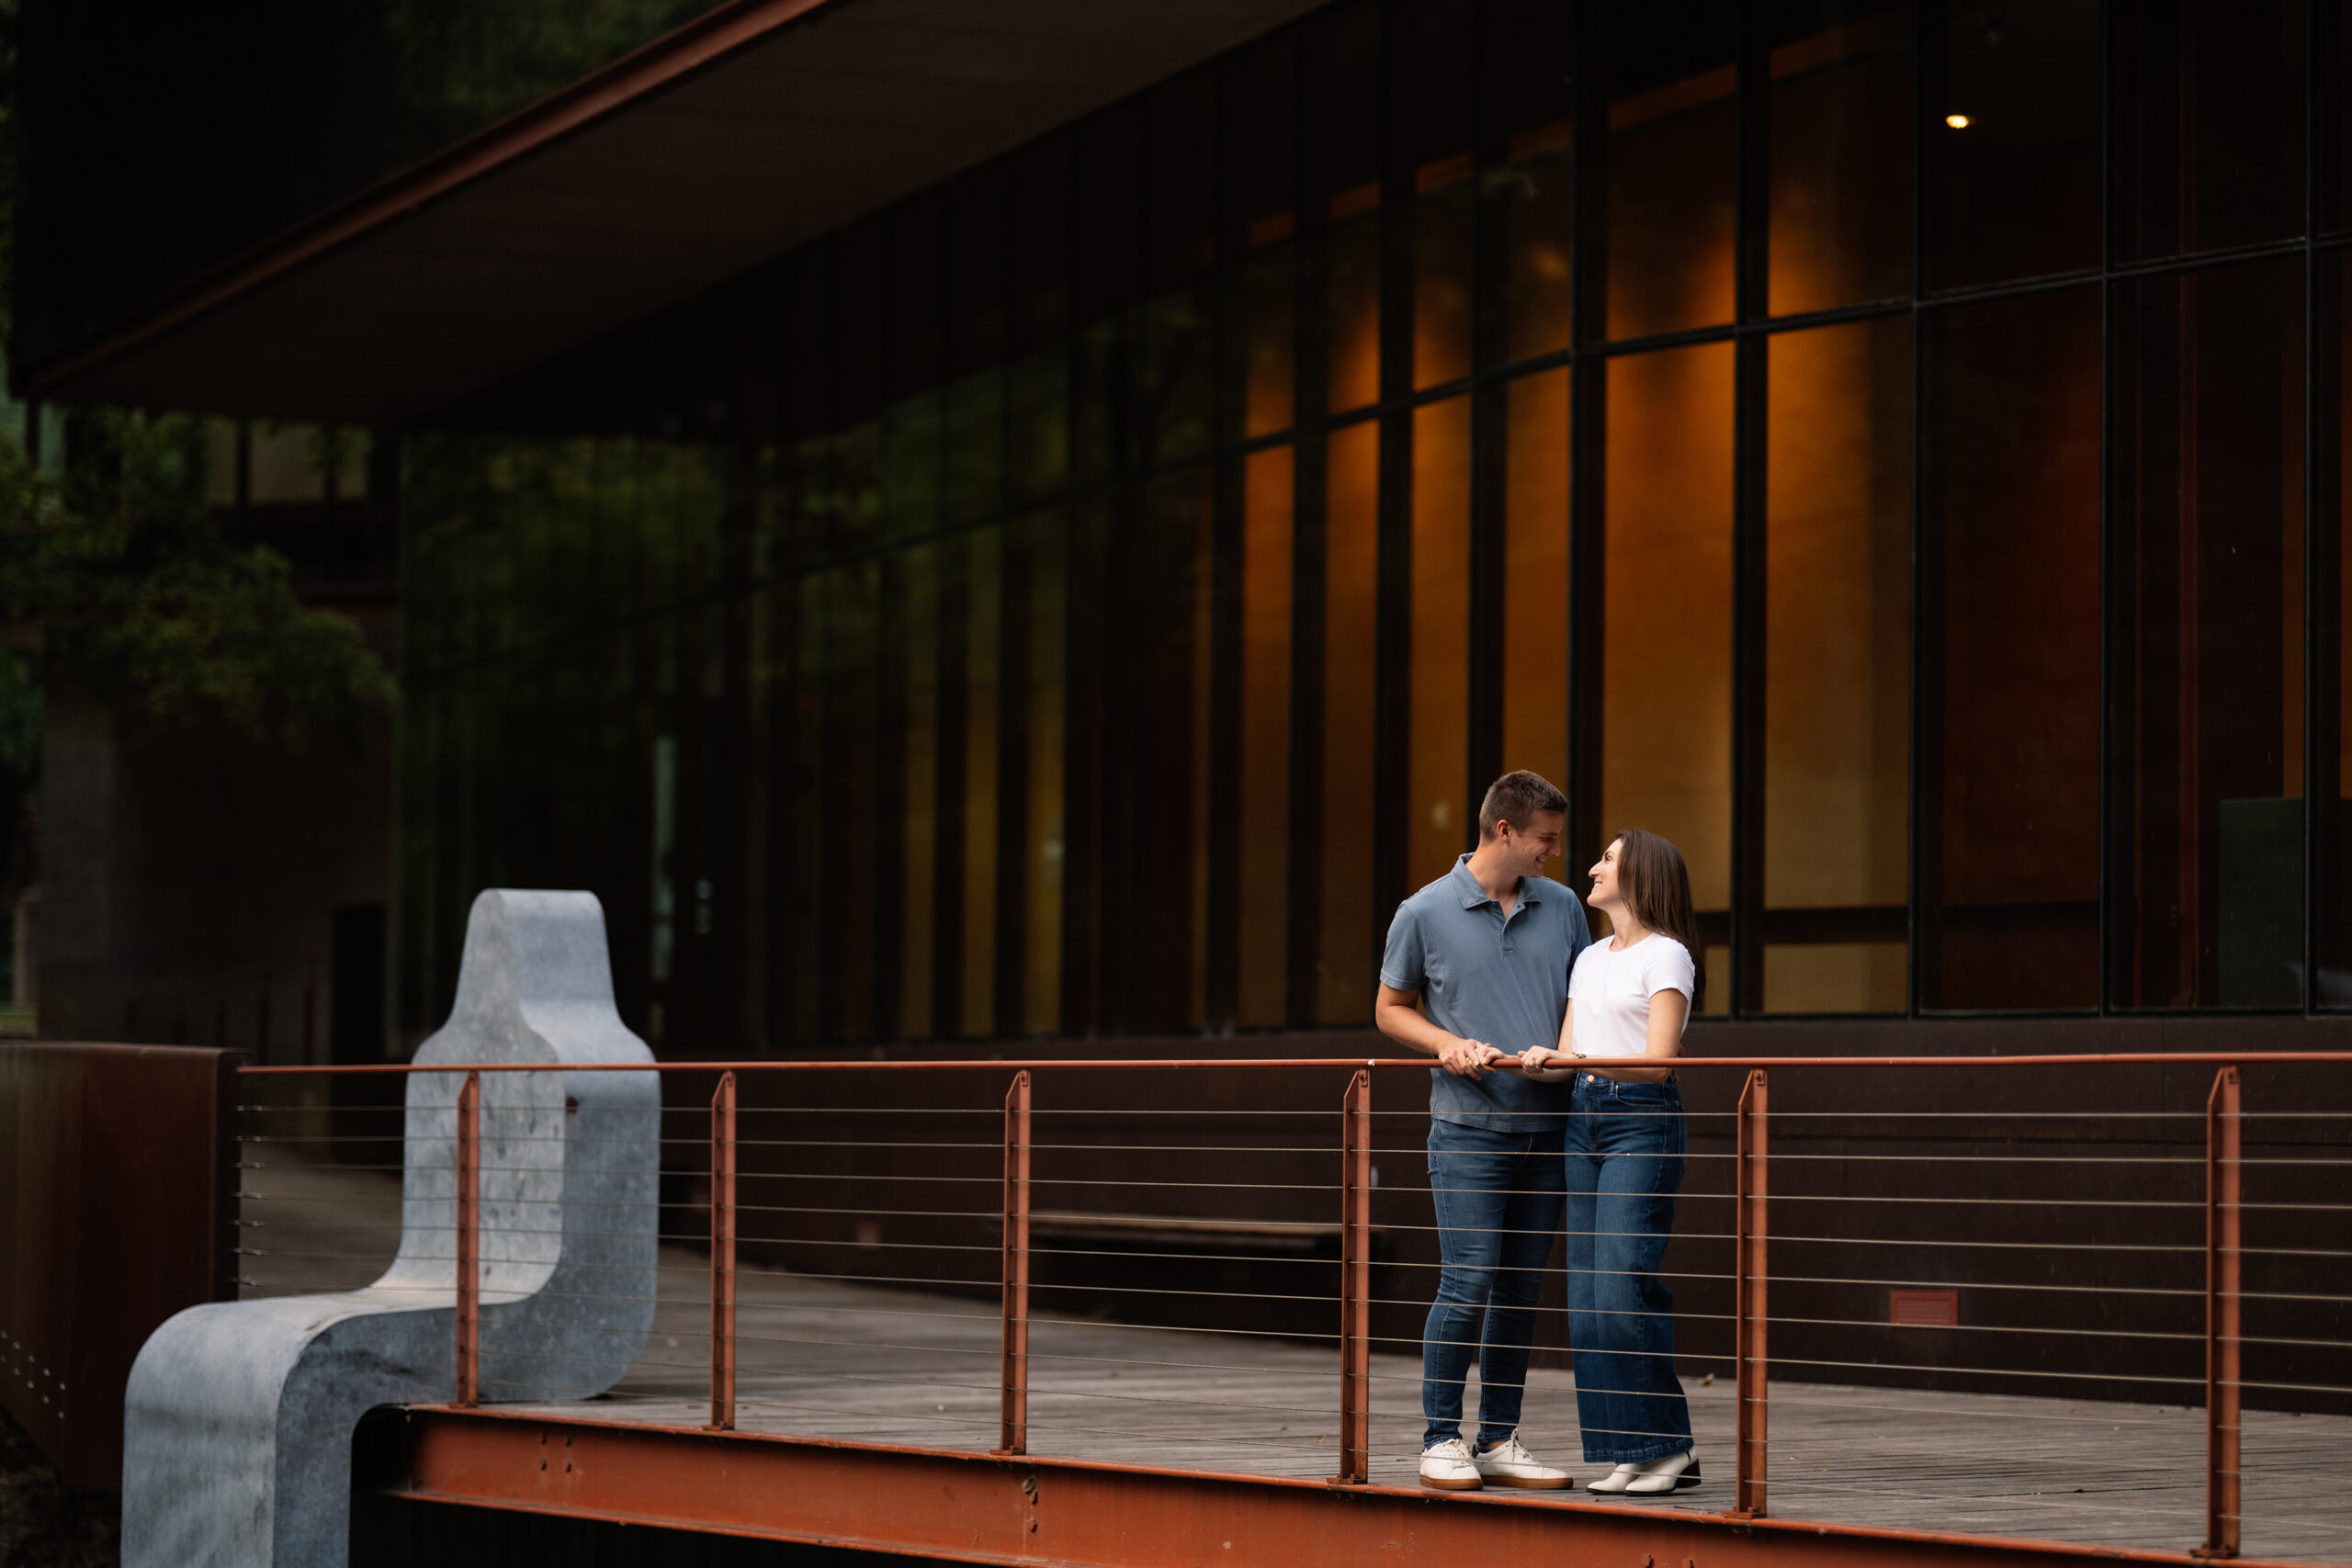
top-left (371, 1408), bottom-right (2321, 1568)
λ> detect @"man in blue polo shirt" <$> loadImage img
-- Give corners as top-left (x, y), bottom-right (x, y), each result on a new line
top-left (1375, 770), bottom-right (1590, 1492)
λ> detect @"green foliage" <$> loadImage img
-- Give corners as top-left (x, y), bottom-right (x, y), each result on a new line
top-left (0, 410), bottom-right (397, 750)
top-left (380, 0), bottom-right (720, 168)
top-left (0, 0), bottom-right (393, 809)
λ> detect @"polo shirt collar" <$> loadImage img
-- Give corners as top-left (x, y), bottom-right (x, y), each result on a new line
top-left (1451, 852), bottom-right (1541, 911)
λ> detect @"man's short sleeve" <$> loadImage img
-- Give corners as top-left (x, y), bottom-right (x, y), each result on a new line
top-left (1645, 938), bottom-right (1697, 1000)
top-left (1379, 899), bottom-right (1427, 992)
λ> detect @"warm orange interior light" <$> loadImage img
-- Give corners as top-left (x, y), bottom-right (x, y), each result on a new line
top-left (1945, 113), bottom-right (1972, 129)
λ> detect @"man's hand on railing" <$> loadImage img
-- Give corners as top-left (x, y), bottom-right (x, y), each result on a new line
top-left (1433, 1036), bottom-right (1504, 1079)
top-left (1374, 984), bottom-right (1502, 1077)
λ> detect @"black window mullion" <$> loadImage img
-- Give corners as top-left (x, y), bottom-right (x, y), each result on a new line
top-left (2305, 0), bottom-right (2334, 1015)
top-left (1203, 64), bottom-right (1243, 1035)
top-left (1729, 5), bottom-right (1770, 1014)
top-left (1373, 0), bottom-right (1414, 927)
top-left (1565, 0), bottom-right (1609, 871)
top-left (994, 524), bottom-right (1034, 1039)
top-left (1909, 0), bottom-right (1937, 1020)
top-left (1464, 0), bottom-right (1504, 812)
top-left (2107, 0), bottom-right (2126, 1020)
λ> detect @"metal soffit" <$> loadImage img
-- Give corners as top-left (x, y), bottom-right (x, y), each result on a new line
top-left (19, 0), bottom-right (1326, 426)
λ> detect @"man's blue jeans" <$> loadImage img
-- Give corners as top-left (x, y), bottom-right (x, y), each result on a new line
top-left (1564, 1073), bottom-right (1694, 1463)
top-left (1421, 1117), bottom-right (1567, 1450)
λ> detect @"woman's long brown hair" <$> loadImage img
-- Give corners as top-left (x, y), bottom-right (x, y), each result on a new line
top-left (1611, 829), bottom-right (1705, 1010)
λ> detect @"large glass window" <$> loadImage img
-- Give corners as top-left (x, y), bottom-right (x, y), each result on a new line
top-left (957, 526), bottom-right (1004, 1037)
top-left (1018, 511), bottom-right (1069, 1035)
top-left (396, 0), bottom-right (2343, 1046)
top-left (1921, 288), bottom-right (2102, 1010)
top-left (1601, 7), bottom-right (1736, 340)
top-left (2113, 2), bottom-right (2307, 264)
top-left (1763, 318), bottom-right (1912, 1013)
top-left (1482, 0), bottom-right (1574, 364)
top-left (1604, 343), bottom-right (1735, 1010)
top-left (897, 546), bottom-right (941, 1040)
top-left (1409, 0), bottom-right (1476, 390)
top-left (1502, 368), bottom-right (1570, 789)
top-left (2324, 256), bottom-right (2352, 1003)
top-left (1925, 0), bottom-right (2101, 290)
top-left (1318, 423), bottom-right (1382, 1023)
top-left (1410, 397), bottom-right (1475, 888)
top-left (1768, 4), bottom-right (1914, 317)
top-left (2109, 257), bottom-right (2306, 1009)
top-left (1238, 449), bottom-right (1296, 1027)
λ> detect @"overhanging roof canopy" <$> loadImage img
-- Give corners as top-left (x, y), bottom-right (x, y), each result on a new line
top-left (21, 0), bottom-right (1325, 426)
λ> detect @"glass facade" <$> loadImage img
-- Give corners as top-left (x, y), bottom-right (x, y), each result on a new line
top-left (394, 0), bottom-right (2352, 1049)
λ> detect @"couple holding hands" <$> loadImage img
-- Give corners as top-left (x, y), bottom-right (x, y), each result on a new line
top-left (1375, 770), bottom-right (1703, 1497)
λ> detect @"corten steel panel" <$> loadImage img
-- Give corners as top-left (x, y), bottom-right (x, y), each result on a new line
top-left (370, 1408), bottom-right (2327, 1568)
top-left (20, 0), bottom-right (1329, 423)
top-left (0, 1042), bottom-right (241, 1487)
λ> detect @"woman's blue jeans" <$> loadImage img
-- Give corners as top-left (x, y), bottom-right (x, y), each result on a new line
top-left (1564, 1074), bottom-right (1694, 1463)
top-left (1421, 1118), bottom-right (1567, 1449)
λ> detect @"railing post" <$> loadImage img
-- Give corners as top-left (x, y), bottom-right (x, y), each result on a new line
top-left (1731, 1067), bottom-right (1768, 1517)
top-left (2196, 1065), bottom-right (2242, 1560)
top-left (708, 1070), bottom-right (738, 1431)
top-left (1331, 1069), bottom-right (1372, 1485)
top-left (992, 1069), bottom-right (1033, 1456)
top-left (454, 1069), bottom-right (481, 1408)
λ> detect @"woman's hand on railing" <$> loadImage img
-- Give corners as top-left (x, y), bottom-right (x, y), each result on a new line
top-left (1510, 1045), bottom-right (1577, 1082)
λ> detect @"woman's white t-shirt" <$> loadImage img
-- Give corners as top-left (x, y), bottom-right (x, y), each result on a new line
top-left (1567, 932), bottom-right (1696, 1057)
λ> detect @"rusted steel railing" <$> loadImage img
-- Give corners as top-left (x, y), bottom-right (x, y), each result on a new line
top-left (1732, 1066), bottom-right (1768, 1518)
top-left (2196, 1065), bottom-right (2243, 1561)
top-left (1331, 1068), bottom-right (1373, 1487)
top-left (221, 1047), bottom-right (2352, 1563)
top-left (708, 1070), bottom-right (737, 1432)
top-left (453, 1069), bottom-right (480, 1409)
top-left (993, 1069), bottom-right (1033, 1457)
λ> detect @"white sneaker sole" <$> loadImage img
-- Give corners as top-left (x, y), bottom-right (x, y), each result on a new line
top-left (1419, 1472), bottom-right (1483, 1491)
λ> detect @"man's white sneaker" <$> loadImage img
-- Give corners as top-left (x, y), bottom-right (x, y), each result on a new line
top-left (1623, 1450), bottom-right (1702, 1495)
top-left (1419, 1437), bottom-right (1483, 1491)
top-left (1472, 1435), bottom-right (1572, 1490)
top-left (1586, 1462), bottom-right (1639, 1495)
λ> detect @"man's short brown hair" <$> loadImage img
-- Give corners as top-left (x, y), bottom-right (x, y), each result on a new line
top-left (1477, 770), bottom-right (1567, 840)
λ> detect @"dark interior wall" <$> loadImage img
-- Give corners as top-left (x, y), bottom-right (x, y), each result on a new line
top-left (36, 612), bottom-right (397, 1055)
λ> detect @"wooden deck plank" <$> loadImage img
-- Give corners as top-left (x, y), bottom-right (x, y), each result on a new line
top-left (241, 1164), bottom-right (2352, 1564)
top-left (485, 1252), bottom-right (2348, 1564)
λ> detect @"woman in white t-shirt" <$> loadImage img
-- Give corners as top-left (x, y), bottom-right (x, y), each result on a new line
top-left (1521, 829), bottom-right (1703, 1495)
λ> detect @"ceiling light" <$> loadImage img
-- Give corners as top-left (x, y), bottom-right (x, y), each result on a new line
top-left (1945, 113), bottom-right (1972, 129)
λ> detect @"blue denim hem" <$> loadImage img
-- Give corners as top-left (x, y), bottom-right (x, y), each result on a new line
top-left (1420, 1427), bottom-right (1524, 1451)
top-left (1582, 1436), bottom-right (1694, 1465)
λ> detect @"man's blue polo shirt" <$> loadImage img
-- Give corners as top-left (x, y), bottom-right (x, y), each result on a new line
top-left (1380, 853), bottom-right (1594, 1133)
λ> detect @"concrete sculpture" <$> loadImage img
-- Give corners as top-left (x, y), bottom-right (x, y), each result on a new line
top-left (120, 889), bottom-right (660, 1567)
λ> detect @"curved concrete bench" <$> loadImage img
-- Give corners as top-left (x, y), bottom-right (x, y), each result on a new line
top-left (121, 890), bottom-right (660, 1567)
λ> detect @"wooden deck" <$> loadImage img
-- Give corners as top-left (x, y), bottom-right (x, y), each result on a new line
top-left (241, 1156), bottom-right (2352, 1565)
top-left (507, 1252), bottom-right (2343, 1565)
